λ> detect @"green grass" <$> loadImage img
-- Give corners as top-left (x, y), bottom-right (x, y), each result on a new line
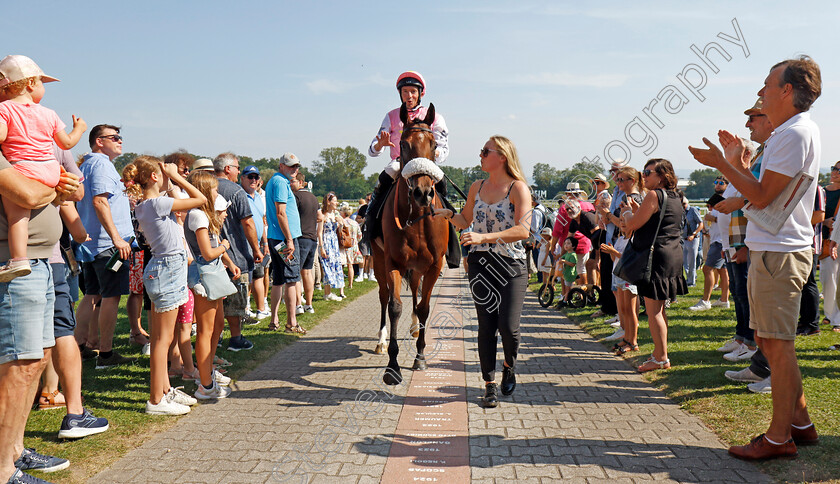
top-left (23, 279), bottom-right (378, 484)
top-left (536, 273), bottom-right (840, 483)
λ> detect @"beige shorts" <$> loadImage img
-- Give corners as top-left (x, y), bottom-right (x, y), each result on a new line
top-left (747, 250), bottom-right (811, 341)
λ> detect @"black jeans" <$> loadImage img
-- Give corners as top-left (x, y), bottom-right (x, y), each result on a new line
top-left (467, 251), bottom-right (528, 382)
top-left (599, 249), bottom-right (617, 315)
top-left (797, 253), bottom-right (820, 333)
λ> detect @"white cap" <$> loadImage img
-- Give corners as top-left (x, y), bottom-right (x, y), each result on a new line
top-left (0, 55), bottom-right (60, 88)
top-left (214, 194), bottom-right (231, 211)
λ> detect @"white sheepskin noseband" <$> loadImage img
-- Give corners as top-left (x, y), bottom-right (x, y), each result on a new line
top-left (402, 157), bottom-right (443, 183)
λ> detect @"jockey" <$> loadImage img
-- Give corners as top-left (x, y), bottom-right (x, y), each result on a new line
top-left (365, 71), bottom-right (459, 268)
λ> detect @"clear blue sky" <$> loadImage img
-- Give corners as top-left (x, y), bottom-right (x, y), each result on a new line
top-left (6, 1), bottom-right (839, 178)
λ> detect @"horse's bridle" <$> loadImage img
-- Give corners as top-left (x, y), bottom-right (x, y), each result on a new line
top-left (393, 124), bottom-right (438, 229)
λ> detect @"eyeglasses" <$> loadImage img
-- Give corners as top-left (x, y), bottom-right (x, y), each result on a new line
top-left (713, 180), bottom-right (727, 185)
top-left (614, 177), bottom-right (628, 183)
top-left (642, 169), bottom-right (653, 177)
top-left (246, 174), bottom-right (260, 180)
top-left (97, 134), bottom-right (122, 142)
top-left (479, 148), bottom-right (500, 158)
top-left (230, 165), bottom-right (240, 170)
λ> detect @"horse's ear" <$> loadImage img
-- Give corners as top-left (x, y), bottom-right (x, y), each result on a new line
top-left (400, 102), bottom-right (408, 125)
top-left (423, 103), bottom-right (435, 125)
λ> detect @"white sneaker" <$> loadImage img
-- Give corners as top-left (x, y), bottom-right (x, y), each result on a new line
top-left (325, 293), bottom-right (343, 302)
top-left (295, 305), bottom-right (305, 315)
top-left (167, 386), bottom-right (197, 406)
top-left (256, 309), bottom-right (271, 320)
top-left (717, 338), bottom-right (741, 353)
top-left (363, 273), bottom-right (369, 280)
top-left (748, 376), bottom-right (772, 394)
top-left (605, 315), bottom-right (620, 325)
top-left (723, 344), bottom-right (757, 362)
top-left (724, 367), bottom-right (764, 383)
top-left (354, 275), bottom-right (364, 282)
top-left (604, 328), bottom-right (625, 341)
top-left (315, 283), bottom-right (322, 290)
top-left (191, 323), bottom-right (197, 336)
top-left (195, 381), bottom-right (232, 400)
top-left (688, 299), bottom-right (712, 311)
top-left (711, 299), bottom-right (730, 308)
top-left (303, 305), bottom-right (315, 314)
top-left (141, 342), bottom-right (151, 356)
top-left (369, 273), bottom-right (376, 282)
top-left (213, 369), bottom-right (231, 387)
top-left (146, 397), bottom-right (190, 415)
top-left (245, 308), bottom-right (257, 318)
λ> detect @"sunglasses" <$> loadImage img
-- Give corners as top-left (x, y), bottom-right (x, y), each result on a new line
top-left (832, 166), bottom-right (840, 173)
top-left (479, 148), bottom-right (500, 158)
top-left (246, 174), bottom-right (260, 180)
top-left (97, 134), bottom-right (122, 142)
top-left (713, 180), bottom-right (727, 185)
top-left (642, 169), bottom-right (653, 177)
top-left (614, 177), bottom-right (628, 183)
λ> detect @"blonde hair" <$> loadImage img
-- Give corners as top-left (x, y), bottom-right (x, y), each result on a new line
top-left (187, 170), bottom-right (222, 235)
top-left (0, 76), bottom-right (38, 98)
top-left (489, 135), bottom-right (526, 183)
top-left (616, 166), bottom-right (645, 195)
top-left (122, 155), bottom-right (162, 201)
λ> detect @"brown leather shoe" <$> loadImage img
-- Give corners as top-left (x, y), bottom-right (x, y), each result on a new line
top-left (790, 424), bottom-right (819, 446)
top-left (728, 434), bottom-right (798, 461)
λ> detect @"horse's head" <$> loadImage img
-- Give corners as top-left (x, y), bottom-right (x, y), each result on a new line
top-left (399, 103), bottom-right (437, 208)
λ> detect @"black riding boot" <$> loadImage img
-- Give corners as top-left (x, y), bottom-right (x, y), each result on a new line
top-left (435, 180), bottom-right (461, 269)
top-left (363, 171), bottom-right (395, 244)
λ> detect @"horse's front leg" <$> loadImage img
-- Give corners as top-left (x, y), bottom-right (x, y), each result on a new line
top-left (413, 264), bottom-right (441, 371)
top-left (383, 269), bottom-right (404, 385)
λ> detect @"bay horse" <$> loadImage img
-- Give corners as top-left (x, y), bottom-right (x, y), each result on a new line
top-left (371, 103), bottom-right (449, 385)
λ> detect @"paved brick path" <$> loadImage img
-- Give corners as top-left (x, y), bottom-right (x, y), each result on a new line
top-left (92, 269), bottom-right (769, 483)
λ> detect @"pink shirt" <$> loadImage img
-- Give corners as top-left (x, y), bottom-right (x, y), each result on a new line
top-left (0, 101), bottom-right (65, 162)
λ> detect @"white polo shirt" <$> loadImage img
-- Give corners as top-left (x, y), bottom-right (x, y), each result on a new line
top-left (745, 112), bottom-right (820, 253)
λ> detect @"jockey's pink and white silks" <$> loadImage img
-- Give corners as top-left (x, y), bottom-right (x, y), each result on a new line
top-left (368, 104), bottom-right (449, 178)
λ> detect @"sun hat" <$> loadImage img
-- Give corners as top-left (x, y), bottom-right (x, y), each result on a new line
top-left (0, 55), bottom-right (60, 88)
top-left (192, 158), bottom-right (214, 172)
top-left (592, 173), bottom-right (609, 185)
top-left (540, 227), bottom-right (552, 236)
top-left (565, 182), bottom-right (585, 194)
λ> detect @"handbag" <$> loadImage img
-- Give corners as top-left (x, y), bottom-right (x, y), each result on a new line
top-left (195, 256), bottom-right (237, 301)
top-left (613, 189), bottom-right (667, 285)
top-left (338, 223), bottom-right (353, 249)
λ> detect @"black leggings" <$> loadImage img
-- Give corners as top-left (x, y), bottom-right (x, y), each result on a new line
top-left (467, 251), bottom-right (528, 382)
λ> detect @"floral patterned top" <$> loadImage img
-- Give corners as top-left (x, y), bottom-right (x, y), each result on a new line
top-left (470, 180), bottom-right (526, 260)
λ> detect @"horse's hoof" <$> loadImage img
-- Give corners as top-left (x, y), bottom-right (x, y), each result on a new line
top-left (383, 367), bottom-right (403, 386)
top-left (412, 357), bottom-right (427, 371)
top-left (374, 343), bottom-right (386, 355)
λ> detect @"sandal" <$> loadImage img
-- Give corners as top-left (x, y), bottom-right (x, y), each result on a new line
top-left (129, 332), bottom-right (150, 346)
top-left (213, 355), bottom-right (233, 367)
top-left (268, 322), bottom-right (281, 331)
top-left (637, 356), bottom-right (671, 373)
top-left (822, 318), bottom-right (831, 325)
top-left (37, 390), bottom-right (66, 410)
top-left (613, 339), bottom-right (639, 355)
top-left (181, 368), bottom-right (200, 380)
top-left (285, 323), bottom-right (307, 335)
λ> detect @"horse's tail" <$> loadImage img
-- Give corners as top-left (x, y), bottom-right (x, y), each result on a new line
top-left (403, 269), bottom-right (413, 291)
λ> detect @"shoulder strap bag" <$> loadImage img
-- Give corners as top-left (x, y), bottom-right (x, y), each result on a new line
top-left (613, 189), bottom-right (667, 285)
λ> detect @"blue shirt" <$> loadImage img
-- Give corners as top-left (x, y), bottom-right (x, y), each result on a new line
top-left (606, 187), bottom-right (624, 243)
top-left (245, 189), bottom-right (266, 242)
top-left (78, 152), bottom-right (135, 257)
top-left (265, 173), bottom-right (301, 241)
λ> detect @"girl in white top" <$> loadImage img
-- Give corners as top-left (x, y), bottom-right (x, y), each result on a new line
top-left (123, 156), bottom-right (205, 416)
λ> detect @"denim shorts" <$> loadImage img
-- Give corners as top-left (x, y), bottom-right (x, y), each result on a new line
top-left (144, 252), bottom-right (189, 313)
top-left (0, 259), bottom-right (56, 364)
top-left (268, 238), bottom-right (301, 285)
top-left (705, 241), bottom-right (725, 269)
top-left (52, 263), bottom-right (77, 339)
top-left (297, 237), bottom-right (317, 271)
top-left (611, 273), bottom-right (638, 295)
